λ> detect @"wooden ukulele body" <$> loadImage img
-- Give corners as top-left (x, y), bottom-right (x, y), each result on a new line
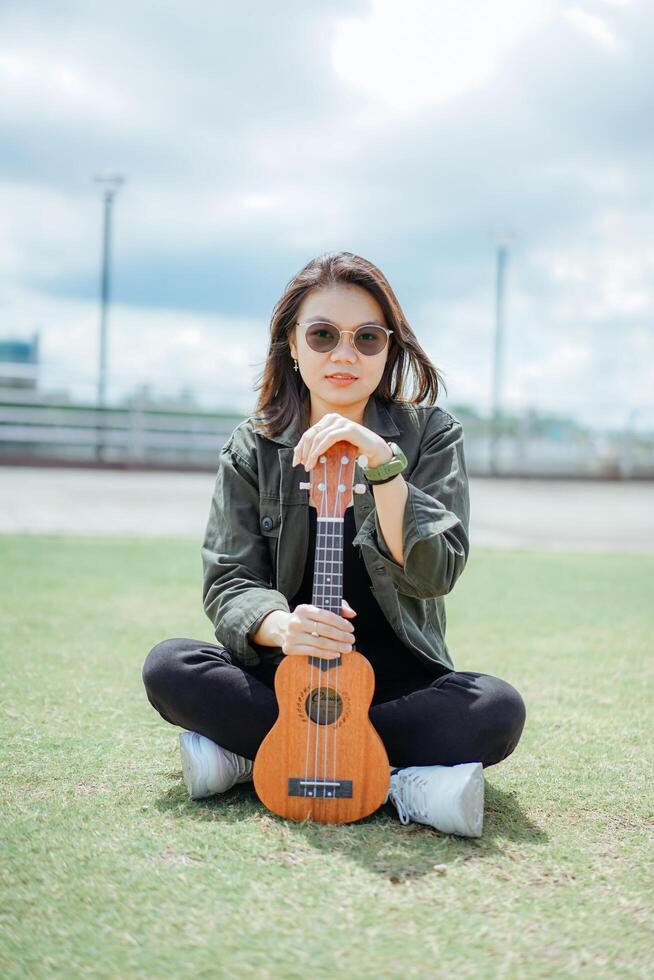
top-left (253, 648), bottom-right (390, 824)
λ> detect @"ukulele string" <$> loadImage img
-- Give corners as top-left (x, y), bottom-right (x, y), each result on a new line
top-left (305, 447), bottom-right (347, 802)
top-left (303, 605), bottom-right (316, 796)
top-left (312, 454), bottom-right (329, 795)
top-left (322, 455), bottom-right (336, 792)
top-left (329, 453), bottom-right (346, 797)
top-left (304, 463), bottom-right (322, 796)
top-left (323, 456), bottom-right (343, 792)
top-left (304, 476), bottom-right (322, 798)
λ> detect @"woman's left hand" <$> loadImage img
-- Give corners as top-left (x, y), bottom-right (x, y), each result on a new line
top-left (292, 413), bottom-right (393, 471)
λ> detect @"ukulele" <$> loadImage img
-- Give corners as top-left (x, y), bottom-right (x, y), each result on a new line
top-left (253, 440), bottom-right (391, 824)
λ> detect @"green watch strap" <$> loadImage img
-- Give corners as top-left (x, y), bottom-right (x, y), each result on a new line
top-left (363, 441), bottom-right (408, 483)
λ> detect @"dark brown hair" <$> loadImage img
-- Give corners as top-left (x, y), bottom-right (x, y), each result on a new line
top-left (252, 251), bottom-right (447, 438)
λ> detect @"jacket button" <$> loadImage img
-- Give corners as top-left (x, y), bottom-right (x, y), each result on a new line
top-left (261, 516), bottom-right (274, 532)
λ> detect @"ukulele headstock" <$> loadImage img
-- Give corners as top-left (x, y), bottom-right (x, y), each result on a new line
top-left (301, 440), bottom-right (360, 516)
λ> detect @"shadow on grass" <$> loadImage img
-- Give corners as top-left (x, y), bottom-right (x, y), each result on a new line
top-left (153, 772), bottom-right (547, 884)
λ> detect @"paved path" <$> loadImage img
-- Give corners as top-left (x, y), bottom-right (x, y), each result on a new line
top-left (0, 467), bottom-right (652, 553)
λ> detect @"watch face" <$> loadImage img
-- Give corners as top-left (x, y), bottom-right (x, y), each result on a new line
top-left (389, 443), bottom-right (407, 465)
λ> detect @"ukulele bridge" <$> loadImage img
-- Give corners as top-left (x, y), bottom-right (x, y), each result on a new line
top-left (287, 778), bottom-right (353, 799)
top-left (308, 655), bottom-right (343, 671)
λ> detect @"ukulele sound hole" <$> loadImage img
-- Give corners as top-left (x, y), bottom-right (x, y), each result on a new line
top-left (305, 687), bottom-right (343, 725)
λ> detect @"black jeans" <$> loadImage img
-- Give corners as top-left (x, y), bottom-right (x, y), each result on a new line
top-left (142, 638), bottom-right (526, 770)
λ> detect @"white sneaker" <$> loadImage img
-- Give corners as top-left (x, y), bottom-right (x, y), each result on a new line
top-left (385, 762), bottom-right (484, 838)
top-left (179, 731), bottom-right (253, 800)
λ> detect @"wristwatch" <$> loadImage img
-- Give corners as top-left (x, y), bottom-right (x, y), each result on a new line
top-left (363, 441), bottom-right (408, 485)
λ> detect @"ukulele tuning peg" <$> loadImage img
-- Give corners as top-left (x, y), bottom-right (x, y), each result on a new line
top-left (353, 483), bottom-right (368, 494)
top-left (299, 481), bottom-right (311, 490)
top-left (358, 454), bottom-right (368, 468)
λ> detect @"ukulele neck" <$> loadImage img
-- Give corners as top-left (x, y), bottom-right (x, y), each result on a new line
top-left (311, 515), bottom-right (345, 668)
top-left (312, 514), bottom-right (344, 613)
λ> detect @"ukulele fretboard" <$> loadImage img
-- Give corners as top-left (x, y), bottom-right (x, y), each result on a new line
top-left (312, 516), bottom-right (345, 615)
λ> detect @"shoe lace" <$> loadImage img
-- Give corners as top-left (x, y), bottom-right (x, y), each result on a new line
top-left (388, 768), bottom-right (431, 825)
top-left (227, 749), bottom-right (253, 782)
top-left (387, 784), bottom-right (410, 824)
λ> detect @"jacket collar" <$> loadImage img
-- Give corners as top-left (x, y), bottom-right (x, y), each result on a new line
top-left (254, 393), bottom-right (401, 447)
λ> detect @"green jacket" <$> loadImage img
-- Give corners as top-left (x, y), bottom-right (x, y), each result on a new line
top-left (201, 394), bottom-right (470, 673)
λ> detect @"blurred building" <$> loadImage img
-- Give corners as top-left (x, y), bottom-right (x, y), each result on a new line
top-left (0, 333), bottom-right (39, 389)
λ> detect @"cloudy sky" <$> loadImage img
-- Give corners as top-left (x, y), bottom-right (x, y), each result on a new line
top-left (1, 0), bottom-right (652, 430)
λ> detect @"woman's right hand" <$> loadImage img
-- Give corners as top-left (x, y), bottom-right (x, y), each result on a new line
top-left (281, 599), bottom-right (357, 659)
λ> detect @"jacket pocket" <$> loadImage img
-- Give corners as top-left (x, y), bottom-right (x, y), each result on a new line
top-left (259, 505), bottom-right (281, 586)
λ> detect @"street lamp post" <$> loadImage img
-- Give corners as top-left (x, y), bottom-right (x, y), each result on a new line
top-left (93, 173), bottom-right (125, 461)
top-left (490, 232), bottom-right (513, 476)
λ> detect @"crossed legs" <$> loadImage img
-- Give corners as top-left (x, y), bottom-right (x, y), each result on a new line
top-left (142, 638), bottom-right (526, 770)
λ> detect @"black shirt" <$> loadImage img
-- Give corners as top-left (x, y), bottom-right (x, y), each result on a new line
top-left (289, 506), bottom-right (438, 697)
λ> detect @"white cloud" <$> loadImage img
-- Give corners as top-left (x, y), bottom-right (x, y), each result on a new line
top-left (332, 0), bottom-right (555, 116)
top-left (533, 210), bottom-right (654, 320)
top-left (0, 283), bottom-right (267, 412)
top-left (411, 200), bottom-right (654, 430)
top-left (0, 44), bottom-right (128, 125)
top-left (0, 182), bottom-right (97, 279)
top-left (564, 6), bottom-right (625, 53)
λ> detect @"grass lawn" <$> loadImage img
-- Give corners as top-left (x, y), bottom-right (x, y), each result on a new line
top-left (1, 535), bottom-right (652, 978)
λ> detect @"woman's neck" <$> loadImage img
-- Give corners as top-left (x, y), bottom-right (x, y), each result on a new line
top-left (307, 395), bottom-right (367, 429)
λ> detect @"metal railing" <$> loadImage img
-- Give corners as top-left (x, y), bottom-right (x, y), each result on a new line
top-left (0, 395), bottom-right (652, 477)
top-left (0, 396), bottom-right (243, 469)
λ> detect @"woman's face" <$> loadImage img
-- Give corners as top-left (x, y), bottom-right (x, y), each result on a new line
top-left (289, 283), bottom-right (390, 424)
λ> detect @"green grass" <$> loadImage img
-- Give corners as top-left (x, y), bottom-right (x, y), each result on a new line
top-left (1, 535), bottom-right (652, 979)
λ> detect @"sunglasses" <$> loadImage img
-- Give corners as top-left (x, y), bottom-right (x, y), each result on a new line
top-left (295, 320), bottom-right (393, 356)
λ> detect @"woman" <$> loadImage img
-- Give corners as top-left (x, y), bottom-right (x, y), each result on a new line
top-left (142, 251), bottom-right (526, 837)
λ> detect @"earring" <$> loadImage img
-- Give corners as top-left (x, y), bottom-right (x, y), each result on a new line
top-left (292, 356), bottom-right (299, 372)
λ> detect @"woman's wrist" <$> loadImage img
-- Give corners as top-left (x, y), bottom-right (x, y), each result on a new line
top-left (252, 609), bottom-right (291, 647)
top-left (366, 440), bottom-right (394, 469)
